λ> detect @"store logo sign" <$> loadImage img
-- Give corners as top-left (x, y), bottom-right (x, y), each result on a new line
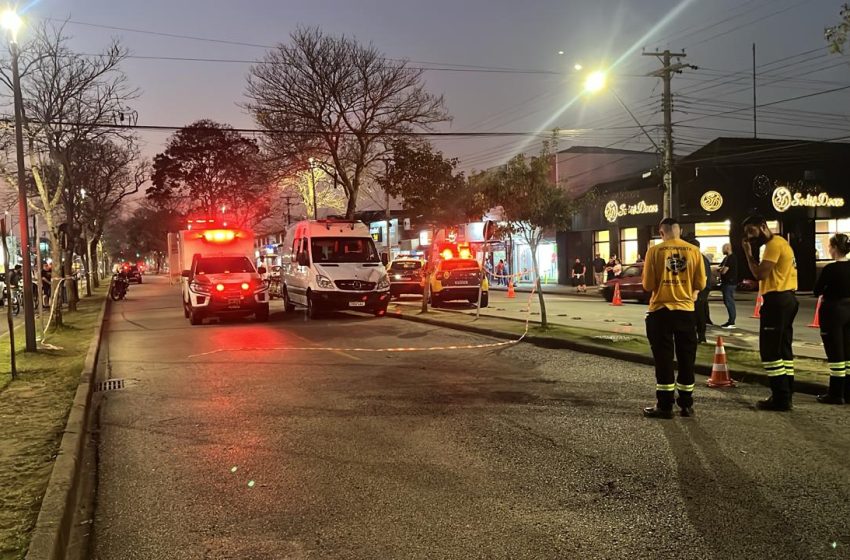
top-left (771, 186), bottom-right (845, 213)
top-left (700, 190), bottom-right (723, 212)
top-left (604, 200), bottom-right (659, 223)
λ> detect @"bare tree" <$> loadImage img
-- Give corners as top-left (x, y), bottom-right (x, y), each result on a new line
top-left (0, 21), bottom-right (137, 314)
top-left (245, 26), bottom-right (450, 219)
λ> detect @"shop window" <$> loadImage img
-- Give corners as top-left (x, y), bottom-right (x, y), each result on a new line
top-left (815, 219), bottom-right (850, 260)
top-left (620, 227), bottom-right (639, 265)
top-left (593, 230), bottom-right (610, 262)
top-left (695, 221), bottom-right (730, 263)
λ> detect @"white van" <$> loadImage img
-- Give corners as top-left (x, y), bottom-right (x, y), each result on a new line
top-left (281, 220), bottom-right (391, 318)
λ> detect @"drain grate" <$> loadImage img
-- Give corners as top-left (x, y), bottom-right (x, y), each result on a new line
top-left (95, 379), bottom-right (125, 392)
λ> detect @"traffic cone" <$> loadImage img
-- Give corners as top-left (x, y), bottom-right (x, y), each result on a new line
top-left (610, 282), bottom-right (623, 306)
top-left (751, 294), bottom-right (763, 318)
top-left (808, 296), bottom-right (823, 328)
top-left (707, 336), bottom-right (736, 388)
top-left (507, 278), bottom-right (516, 299)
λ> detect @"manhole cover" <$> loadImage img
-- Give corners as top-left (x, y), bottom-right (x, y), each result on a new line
top-left (95, 379), bottom-right (125, 392)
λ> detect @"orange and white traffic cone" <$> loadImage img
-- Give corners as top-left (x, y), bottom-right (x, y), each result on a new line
top-left (808, 295), bottom-right (823, 328)
top-left (610, 282), bottom-right (623, 306)
top-left (707, 336), bottom-right (736, 388)
top-left (507, 278), bottom-right (516, 299)
top-left (751, 294), bottom-right (763, 319)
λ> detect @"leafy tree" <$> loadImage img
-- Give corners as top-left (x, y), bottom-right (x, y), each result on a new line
top-left (148, 120), bottom-right (273, 225)
top-left (245, 27), bottom-right (449, 219)
top-left (378, 140), bottom-right (484, 312)
top-left (110, 202), bottom-right (180, 273)
top-left (279, 165), bottom-right (347, 219)
top-left (826, 4), bottom-right (850, 53)
top-left (472, 144), bottom-right (581, 328)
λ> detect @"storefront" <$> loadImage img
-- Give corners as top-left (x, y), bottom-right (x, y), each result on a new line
top-left (677, 138), bottom-right (850, 290)
top-left (560, 175), bottom-right (664, 284)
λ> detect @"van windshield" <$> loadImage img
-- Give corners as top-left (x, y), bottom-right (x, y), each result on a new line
top-left (196, 256), bottom-right (255, 274)
top-left (311, 237), bottom-right (380, 263)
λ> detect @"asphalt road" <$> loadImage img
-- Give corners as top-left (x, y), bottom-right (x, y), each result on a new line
top-left (92, 276), bottom-right (850, 559)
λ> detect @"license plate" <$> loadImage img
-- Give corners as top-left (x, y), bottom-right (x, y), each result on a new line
top-left (349, 301), bottom-right (366, 307)
top-left (454, 281), bottom-right (469, 285)
top-left (227, 298), bottom-right (240, 308)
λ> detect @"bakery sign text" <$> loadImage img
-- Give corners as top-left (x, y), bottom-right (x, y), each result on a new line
top-left (604, 199), bottom-right (660, 223)
top-left (771, 186), bottom-right (845, 213)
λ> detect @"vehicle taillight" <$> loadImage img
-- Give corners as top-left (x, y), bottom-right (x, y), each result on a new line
top-left (203, 230), bottom-right (236, 243)
top-left (215, 284), bottom-right (225, 292)
top-left (441, 249), bottom-right (453, 260)
top-left (241, 282), bottom-right (250, 291)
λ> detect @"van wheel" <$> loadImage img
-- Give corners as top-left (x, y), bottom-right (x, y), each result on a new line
top-left (283, 287), bottom-right (295, 313)
top-left (603, 289), bottom-right (614, 303)
top-left (255, 304), bottom-right (270, 322)
top-left (307, 294), bottom-right (320, 319)
top-left (189, 309), bottom-right (204, 325)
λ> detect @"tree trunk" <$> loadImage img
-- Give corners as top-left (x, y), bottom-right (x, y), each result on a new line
top-left (49, 241), bottom-right (63, 327)
top-left (90, 238), bottom-right (101, 288)
top-left (529, 238), bottom-right (547, 329)
top-left (345, 190), bottom-right (358, 219)
top-left (63, 247), bottom-right (78, 312)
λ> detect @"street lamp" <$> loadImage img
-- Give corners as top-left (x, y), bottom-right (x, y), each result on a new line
top-left (581, 69), bottom-right (671, 218)
top-left (2, 8), bottom-right (37, 351)
top-left (308, 157), bottom-right (318, 220)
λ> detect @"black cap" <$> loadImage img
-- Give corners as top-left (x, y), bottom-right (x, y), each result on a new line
top-left (742, 214), bottom-right (767, 228)
top-left (659, 217), bottom-right (679, 227)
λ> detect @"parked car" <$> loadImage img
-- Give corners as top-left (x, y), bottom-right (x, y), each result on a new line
top-left (428, 257), bottom-right (489, 307)
top-left (388, 258), bottom-right (425, 298)
top-left (124, 264), bottom-right (143, 284)
top-left (267, 265), bottom-right (282, 299)
top-left (601, 263), bottom-right (649, 303)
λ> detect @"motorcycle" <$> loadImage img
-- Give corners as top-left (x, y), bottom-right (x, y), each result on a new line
top-left (110, 274), bottom-right (129, 301)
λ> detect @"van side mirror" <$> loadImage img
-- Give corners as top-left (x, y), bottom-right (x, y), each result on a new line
top-left (381, 253), bottom-right (389, 266)
top-left (258, 266), bottom-right (267, 275)
top-left (181, 270), bottom-right (192, 278)
top-left (297, 252), bottom-right (309, 267)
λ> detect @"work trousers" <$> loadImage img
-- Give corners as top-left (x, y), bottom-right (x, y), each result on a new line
top-left (721, 284), bottom-right (737, 324)
top-left (819, 299), bottom-right (850, 401)
top-left (759, 290), bottom-right (799, 405)
top-left (646, 308), bottom-right (698, 410)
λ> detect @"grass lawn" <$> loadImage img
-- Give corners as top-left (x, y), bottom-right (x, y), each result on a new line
top-left (0, 290), bottom-right (105, 560)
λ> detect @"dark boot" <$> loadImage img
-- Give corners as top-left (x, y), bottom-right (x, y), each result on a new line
top-left (758, 375), bottom-right (792, 411)
top-left (817, 376), bottom-right (845, 405)
top-left (643, 406), bottom-right (674, 419)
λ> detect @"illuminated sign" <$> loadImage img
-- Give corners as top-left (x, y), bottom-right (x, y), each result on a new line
top-left (604, 200), bottom-right (660, 223)
top-left (771, 186), bottom-right (845, 213)
top-left (700, 191), bottom-right (723, 212)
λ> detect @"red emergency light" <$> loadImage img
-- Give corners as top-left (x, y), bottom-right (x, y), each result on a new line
top-left (202, 229), bottom-right (237, 243)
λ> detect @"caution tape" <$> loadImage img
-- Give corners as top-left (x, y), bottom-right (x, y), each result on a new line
top-left (188, 280), bottom-right (540, 359)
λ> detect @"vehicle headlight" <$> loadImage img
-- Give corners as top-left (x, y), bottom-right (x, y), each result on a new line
top-left (394, 274), bottom-right (402, 280)
top-left (189, 281), bottom-right (210, 295)
top-left (316, 275), bottom-right (334, 289)
top-left (377, 275), bottom-right (390, 290)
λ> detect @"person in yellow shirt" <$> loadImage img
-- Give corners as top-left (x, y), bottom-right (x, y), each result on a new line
top-left (742, 215), bottom-right (799, 411)
top-left (641, 217), bottom-right (706, 419)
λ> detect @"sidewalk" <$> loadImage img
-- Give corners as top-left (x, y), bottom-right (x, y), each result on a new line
top-left (489, 282), bottom-right (816, 302)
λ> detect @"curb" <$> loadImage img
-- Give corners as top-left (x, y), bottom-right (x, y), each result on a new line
top-left (25, 294), bottom-right (111, 560)
top-left (388, 310), bottom-right (827, 396)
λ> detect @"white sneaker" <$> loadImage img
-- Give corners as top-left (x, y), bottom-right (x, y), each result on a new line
top-left (721, 323), bottom-right (736, 329)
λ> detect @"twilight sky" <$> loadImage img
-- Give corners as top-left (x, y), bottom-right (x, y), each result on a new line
top-left (25, 0), bottom-right (850, 173)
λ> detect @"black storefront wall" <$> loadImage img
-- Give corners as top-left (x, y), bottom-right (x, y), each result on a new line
top-left (561, 185), bottom-right (665, 285)
top-left (679, 167), bottom-right (850, 291)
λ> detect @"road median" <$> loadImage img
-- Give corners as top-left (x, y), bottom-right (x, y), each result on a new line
top-left (388, 304), bottom-right (829, 395)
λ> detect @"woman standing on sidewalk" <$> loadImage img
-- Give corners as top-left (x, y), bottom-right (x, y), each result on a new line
top-left (814, 233), bottom-right (850, 405)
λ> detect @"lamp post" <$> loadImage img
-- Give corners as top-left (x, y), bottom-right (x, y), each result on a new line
top-left (2, 9), bottom-right (36, 350)
top-left (308, 157), bottom-right (318, 219)
top-left (583, 70), bottom-right (670, 218)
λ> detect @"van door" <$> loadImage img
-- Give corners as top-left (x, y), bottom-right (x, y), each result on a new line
top-left (289, 236), bottom-right (310, 305)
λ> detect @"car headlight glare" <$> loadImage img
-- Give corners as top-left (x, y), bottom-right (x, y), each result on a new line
top-left (377, 275), bottom-right (390, 290)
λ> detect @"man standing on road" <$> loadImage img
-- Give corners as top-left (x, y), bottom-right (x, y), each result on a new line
top-left (592, 253), bottom-right (606, 287)
top-left (742, 215), bottom-right (799, 411)
top-left (641, 217), bottom-right (706, 419)
top-left (719, 243), bottom-right (738, 329)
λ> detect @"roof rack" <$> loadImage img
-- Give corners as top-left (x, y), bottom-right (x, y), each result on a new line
top-left (317, 218), bottom-right (362, 230)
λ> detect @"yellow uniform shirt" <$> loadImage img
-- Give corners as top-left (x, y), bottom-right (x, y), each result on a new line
top-left (642, 238), bottom-right (706, 312)
top-left (759, 235), bottom-right (797, 294)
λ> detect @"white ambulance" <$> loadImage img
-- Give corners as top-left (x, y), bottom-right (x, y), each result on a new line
top-left (281, 219), bottom-right (391, 318)
top-left (178, 219), bottom-right (270, 325)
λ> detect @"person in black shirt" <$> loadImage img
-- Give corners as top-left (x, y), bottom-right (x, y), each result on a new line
top-left (571, 258), bottom-right (587, 293)
top-left (591, 254), bottom-right (606, 286)
top-left (719, 243), bottom-right (738, 328)
top-left (813, 233), bottom-right (850, 405)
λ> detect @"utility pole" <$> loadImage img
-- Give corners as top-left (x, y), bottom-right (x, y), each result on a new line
top-left (752, 43), bottom-right (758, 139)
top-left (282, 195), bottom-right (295, 226)
top-left (643, 50), bottom-right (696, 219)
